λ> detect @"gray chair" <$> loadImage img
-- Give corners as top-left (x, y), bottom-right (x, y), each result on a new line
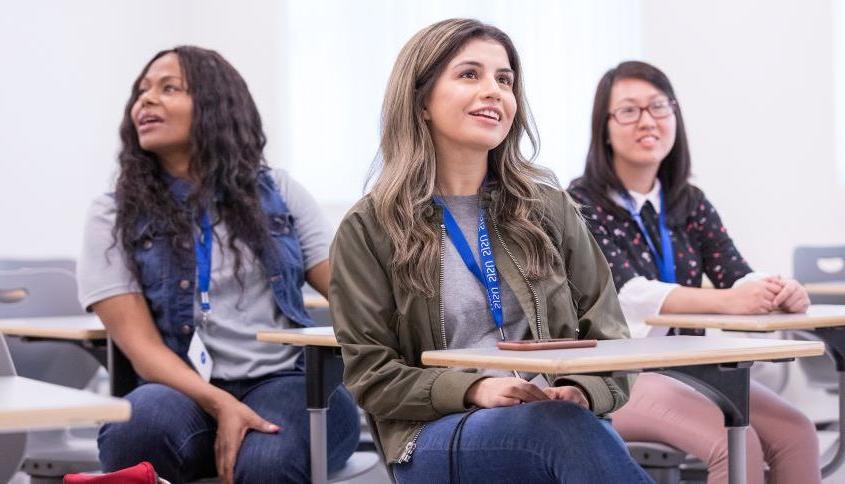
top-left (794, 245), bottom-right (845, 305)
top-left (0, 334), bottom-right (28, 484)
top-left (0, 265), bottom-right (102, 483)
top-left (789, 246), bottom-right (845, 393)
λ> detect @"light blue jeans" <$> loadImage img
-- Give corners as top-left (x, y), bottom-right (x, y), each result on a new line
top-left (98, 371), bottom-right (360, 484)
top-left (393, 400), bottom-right (654, 483)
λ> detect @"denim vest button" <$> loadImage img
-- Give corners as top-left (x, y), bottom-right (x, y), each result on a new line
top-left (179, 279), bottom-right (191, 290)
top-left (180, 324), bottom-right (192, 335)
top-left (142, 239), bottom-right (153, 250)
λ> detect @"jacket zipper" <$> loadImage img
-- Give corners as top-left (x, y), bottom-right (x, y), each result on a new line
top-left (491, 219), bottom-right (544, 340)
top-left (397, 424), bottom-right (427, 463)
top-left (398, 225), bottom-right (448, 464)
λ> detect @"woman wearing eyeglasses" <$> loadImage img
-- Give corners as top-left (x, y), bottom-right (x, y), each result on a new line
top-left (568, 61), bottom-right (819, 484)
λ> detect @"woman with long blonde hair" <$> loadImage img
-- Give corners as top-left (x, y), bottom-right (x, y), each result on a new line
top-left (330, 19), bottom-right (652, 483)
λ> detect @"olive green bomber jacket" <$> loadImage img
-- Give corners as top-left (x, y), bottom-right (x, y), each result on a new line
top-left (329, 186), bottom-right (633, 464)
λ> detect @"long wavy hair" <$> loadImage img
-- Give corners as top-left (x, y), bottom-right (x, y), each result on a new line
top-left (570, 61), bottom-right (698, 226)
top-left (370, 18), bottom-right (560, 296)
top-left (113, 46), bottom-right (270, 283)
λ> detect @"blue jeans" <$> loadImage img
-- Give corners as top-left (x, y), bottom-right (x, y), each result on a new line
top-left (98, 371), bottom-right (360, 484)
top-left (392, 401), bottom-right (654, 484)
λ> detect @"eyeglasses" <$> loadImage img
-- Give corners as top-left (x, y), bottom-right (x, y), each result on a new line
top-left (608, 99), bottom-right (677, 125)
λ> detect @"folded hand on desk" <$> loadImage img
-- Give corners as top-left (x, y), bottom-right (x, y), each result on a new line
top-left (771, 277), bottom-right (810, 313)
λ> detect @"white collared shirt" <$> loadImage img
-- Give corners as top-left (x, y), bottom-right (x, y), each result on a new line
top-left (609, 180), bottom-right (765, 338)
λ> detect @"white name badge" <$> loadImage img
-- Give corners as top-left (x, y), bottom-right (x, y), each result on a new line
top-left (187, 331), bottom-right (214, 382)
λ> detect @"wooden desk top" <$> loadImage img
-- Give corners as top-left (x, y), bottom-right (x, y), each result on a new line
top-left (257, 326), bottom-right (338, 347)
top-left (805, 282), bottom-right (845, 296)
top-left (421, 336), bottom-right (824, 375)
top-left (0, 315), bottom-right (106, 341)
top-left (0, 295), bottom-right (328, 343)
top-left (304, 295), bottom-right (329, 309)
top-left (645, 304), bottom-right (845, 332)
top-left (0, 376), bottom-right (131, 433)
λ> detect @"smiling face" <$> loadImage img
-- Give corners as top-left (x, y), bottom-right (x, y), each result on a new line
top-left (130, 52), bottom-right (193, 160)
top-left (607, 78), bottom-right (677, 173)
top-left (423, 37), bottom-right (517, 159)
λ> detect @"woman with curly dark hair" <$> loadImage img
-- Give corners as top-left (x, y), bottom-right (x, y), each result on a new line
top-left (77, 46), bottom-right (359, 484)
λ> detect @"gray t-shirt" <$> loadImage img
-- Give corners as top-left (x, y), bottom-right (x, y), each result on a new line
top-left (441, 195), bottom-right (531, 377)
top-left (77, 169), bottom-right (331, 380)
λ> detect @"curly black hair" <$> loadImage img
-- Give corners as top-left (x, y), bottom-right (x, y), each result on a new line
top-left (113, 46), bottom-right (270, 284)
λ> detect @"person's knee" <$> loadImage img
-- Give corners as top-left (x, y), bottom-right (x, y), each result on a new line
top-left (234, 439), bottom-right (309, 484)
top-left (706, 426), bottom-right (764, 473)
top-left (98, 384), bottom-right (200, 470)
top-left (516, 400), bottom-right (611, 443)
top-left (327, 387), bottom-right (362, 468)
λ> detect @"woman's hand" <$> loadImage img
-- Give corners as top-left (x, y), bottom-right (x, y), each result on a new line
top-left (464, 377), bottom-right (549, 408)
top-left (211, 394), bottom-right (280, 484)
top-left (542, 386), bottom-right (590, 409)
top-left (723, 277), bottom-right (781, 314)
top-left (772, 277), bottom-right (810, 313)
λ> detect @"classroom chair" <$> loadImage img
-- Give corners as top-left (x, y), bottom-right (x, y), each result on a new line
top-left (0, 265), bottom-right (102, 483)
top-left (789, 246), bottom-right (845, 393)
top-left (0, 334), bottom-right (28, 484)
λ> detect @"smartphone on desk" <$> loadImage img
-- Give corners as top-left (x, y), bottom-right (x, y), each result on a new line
top-left (496, 338), bottom-right (598, 351)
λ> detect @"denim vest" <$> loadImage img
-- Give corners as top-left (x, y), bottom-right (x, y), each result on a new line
top-left (130, 169), bottom-right (314, 362)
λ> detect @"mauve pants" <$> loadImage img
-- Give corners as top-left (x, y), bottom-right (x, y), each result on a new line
top-left (611, 372), bottom-right (821, 484)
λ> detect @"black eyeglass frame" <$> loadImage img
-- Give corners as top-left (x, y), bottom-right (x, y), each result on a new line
top-left (608, 99), bottom-right (678, 125)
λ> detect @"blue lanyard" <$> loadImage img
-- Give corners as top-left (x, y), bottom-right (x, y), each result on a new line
top-left (194, 211), bottom-right (213, 323)
top-left (622, 190), bottom-right (676, 283)
top-left (433, 197), bottom-right (506, 340)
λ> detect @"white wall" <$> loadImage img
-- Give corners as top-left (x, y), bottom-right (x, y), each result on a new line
top-left (0, 1), bottom-right (283, 259)
top-left (639, 0), bottom-right (845, 276)
top-left (1, 1), bottom-right (842, 273)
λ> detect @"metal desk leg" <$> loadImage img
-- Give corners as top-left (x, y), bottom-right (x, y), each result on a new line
top-left (662, 362), bottom-right (752, 484)
top-left (727, 426), bottom-right (747, 483)
top-left (813, 327), bottom-right (845, 477)
top-left (305, 345), bottom-right (343, 484)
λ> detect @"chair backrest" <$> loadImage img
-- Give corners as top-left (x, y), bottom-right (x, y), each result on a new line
top-left (0, 265), bottom-right (99, 388)
top-left (0, 334), bottom-right (28, 483)
top-left (0, 333), bottom-right (16, 376)
top-left (0, 268), bottom-right (85, 318)
top-left (793, 245), bottom-right (845, 305)
top-left (793, 245), bottom-right (845, 283)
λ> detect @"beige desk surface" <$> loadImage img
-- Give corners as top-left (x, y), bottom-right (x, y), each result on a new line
top-left (421, 336), bottom-right (824, 375)
top-left (304, 295), bottom-right (329, 308)
top-left (0, 295), bottom-right (327, 343)
top-left (805, 282), bottom-right (845, 296)
top-left (645, 304), bottom-right (845, 332)
top-left (0, 315), bottom-right (106, 341)
top-left (257, 326), bottom-right (338, 347)
top-left (0, 376), bottom-right (131, 433)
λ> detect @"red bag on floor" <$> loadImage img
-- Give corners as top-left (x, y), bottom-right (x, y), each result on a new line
top-left (63, 461), bottom-right (169, 484)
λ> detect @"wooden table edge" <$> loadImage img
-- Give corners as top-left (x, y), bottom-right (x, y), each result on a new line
top-left (0, 400), bottom-right (131, 433)
top-left (645, 315), bottom-right (845, 332)
top-left (421, 341), bottom-right (826, 375)
top-left (804, 283), bottom-right (845, 296)
top-left (0, 326), bottom-right (107, 341)
top-left (256, 330), bottom-right (340, 347)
